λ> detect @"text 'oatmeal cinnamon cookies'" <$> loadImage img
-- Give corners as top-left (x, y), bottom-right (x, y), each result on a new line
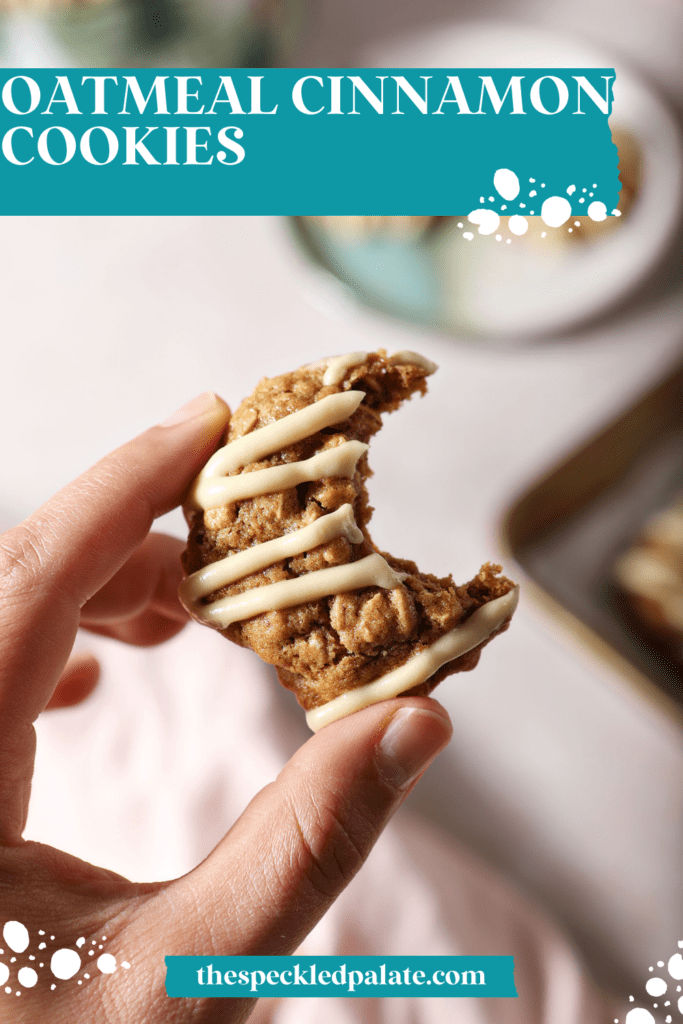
top-left (180, 351), bottom-right (518, 731)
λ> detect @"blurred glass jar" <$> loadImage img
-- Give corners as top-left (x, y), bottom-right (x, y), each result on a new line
top-left (0, 0), bottom-right (281, 67)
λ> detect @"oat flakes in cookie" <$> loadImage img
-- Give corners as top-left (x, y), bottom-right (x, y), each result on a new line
top-left (180, 350), bottom-right (518, 730)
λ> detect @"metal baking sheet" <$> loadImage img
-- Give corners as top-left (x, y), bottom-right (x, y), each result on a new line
top-left (503, 362), bottom-right (683, 717)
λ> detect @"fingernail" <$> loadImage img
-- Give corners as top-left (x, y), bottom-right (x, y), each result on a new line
top-left (376, 707), bottom-right (451, 791)
top-left (160, 392), bottom-right (223, 428)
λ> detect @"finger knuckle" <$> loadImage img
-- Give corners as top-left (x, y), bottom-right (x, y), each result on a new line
top-left (290, 790), bottom-right (370, 901)
top-left (0, 523), bottom-right (51, 595)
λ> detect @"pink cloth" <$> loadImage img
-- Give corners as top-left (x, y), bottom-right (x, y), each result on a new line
top-left (27, 622), bottom-right (625, 1023)
top-left (252, 818), bottom-right (623, 1023)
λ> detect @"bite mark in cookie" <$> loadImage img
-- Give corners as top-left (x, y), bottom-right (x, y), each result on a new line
top-left (181, 350), bottom-right (517, 730)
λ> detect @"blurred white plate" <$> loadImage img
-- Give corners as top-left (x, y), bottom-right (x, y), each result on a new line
top-left (365, 22), bottom-right (683, 340)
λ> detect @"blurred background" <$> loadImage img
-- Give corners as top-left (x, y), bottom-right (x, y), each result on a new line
top-left (0, 0), bottom-right (681, 1007)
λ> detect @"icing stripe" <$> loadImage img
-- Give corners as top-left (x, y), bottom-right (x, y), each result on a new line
top-left (323, 352), bottom-right (369, 386)
top-left (199, 553), bottom-right (406, 629)
top-left (389, 351), bottom-right (438, 375)
top-left (305, 588), bottom-right (520, 732)
top-left (191, 390), bottom-right (365, 506)
top-left (179, 504), bottom-right (363, 608)
top-left (195, 440), bottom-right (368, 509)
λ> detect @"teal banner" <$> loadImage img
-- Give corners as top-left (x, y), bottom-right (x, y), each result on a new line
top-left (0, 68), bottom-right (618, 215)
top-left (164, 954), bottom-right (517, 998)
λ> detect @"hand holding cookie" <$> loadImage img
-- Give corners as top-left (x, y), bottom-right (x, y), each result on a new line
top-left (0, 393), bottom-right (451, 1023)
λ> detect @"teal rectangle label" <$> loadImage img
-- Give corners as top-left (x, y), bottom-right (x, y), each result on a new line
top-left (164, 955), bottom-right (517, 998)
top-left (0, 69), bottom-right (618, 215)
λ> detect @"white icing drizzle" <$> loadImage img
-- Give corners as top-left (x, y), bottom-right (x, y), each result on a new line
top-left (389, 351), bottom-right (438, 375)
top-left (305, 588), bottom-right (520, 732)
top-left (195, 439), bottom-right (368, 509)
top-left (189, 390), bottom-right (365, 508)
top-left (182, 384), bottom-right (399, 628)
top-left (198, 554), bottom-right (405, 629)
top-left (323, 352), bottom-right (369, 386)
top-left (180, 503), bottom-right (362, 607)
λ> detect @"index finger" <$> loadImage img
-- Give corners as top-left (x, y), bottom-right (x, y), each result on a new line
top-left (0, 391), bottom-right (229, 841)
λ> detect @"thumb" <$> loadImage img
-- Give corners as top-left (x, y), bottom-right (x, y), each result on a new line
top-left (141, 697), bottom-right (451, 959)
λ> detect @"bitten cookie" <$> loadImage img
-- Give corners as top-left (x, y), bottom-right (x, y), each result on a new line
top-left (180, 350), bottom-right (518, 730)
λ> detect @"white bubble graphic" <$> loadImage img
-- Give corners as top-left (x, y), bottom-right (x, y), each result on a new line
top-left (625, 1009), bottom-right (655, 1023)
top-left (493, 168), bottom-right (520, 201)
top-left (0, 963), bottom-right (8, 986)
top-left (76, 938), bottom-right (85, 949)
top-left (668, 954), bottom-right (683, 979)
top-left (678, 996), bottom-right (683, 1013)
top-left (541, 196), bottom-right (571, 228)
top-left (50, 949), bottom-right (81, 981)
top-left (97, 954), bottom-right (117, 975)
top-left (566, 184), bottom-right (576, 195)
top-left (17, 967), bottom-right (37, 989)
top-left (463, 231), bottom-right (474, 241)
top-left (509, 215), bottom-right (529, 236)
top-left (588, 201), bottom-right (607, 221)
top-left (3, 922), bottom-right (29, 954)
top-left (646, 977), bottom-right (667, 997)
top-left (468, 209), bottom-right (500, 235)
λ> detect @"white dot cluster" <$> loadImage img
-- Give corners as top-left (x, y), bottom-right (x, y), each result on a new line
top-left (0, 921), bottom-right (131, 995)
top-left (615, 941), bottom-right (683, 1024)
top-left (459, 168), bottom-right (617, 244)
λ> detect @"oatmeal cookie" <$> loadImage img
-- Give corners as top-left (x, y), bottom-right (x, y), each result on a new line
top-left (181, 350), bottom-right (517, 729)
top-left (615, 499), bottom-right (683, 645)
